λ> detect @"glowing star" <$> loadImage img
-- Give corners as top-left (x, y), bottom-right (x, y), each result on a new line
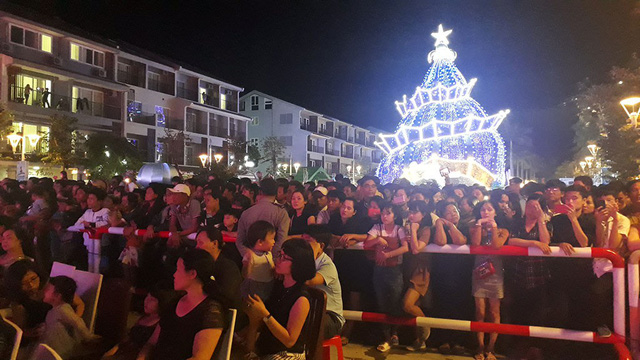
top-left (431, 24), bottom-right (452, 47)
top-left (376, 24), bottom-right (508, 188)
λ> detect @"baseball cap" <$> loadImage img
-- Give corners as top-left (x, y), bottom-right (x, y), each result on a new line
top-left (167, 184), bottom-right (191, 196)
top-left (313, 186), bottom-right (328, 196)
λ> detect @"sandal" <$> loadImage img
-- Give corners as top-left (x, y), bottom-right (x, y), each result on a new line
top-left (390, 335), bottom-right (399, 346)
top-left (485, 352), bottom-right (497, 360)
top-left (377, 342), bottom-right (391, 352)
top-left (474, 353), bottom-right (485, 360)
top-left (438, 343), bottom-right (451, 354)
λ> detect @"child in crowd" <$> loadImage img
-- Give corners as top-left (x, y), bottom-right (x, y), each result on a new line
top-left (217, 209), bottom-right (240, 236)
top-left (41, 276), bottom-right (97, 359)
top-left (102, 288), bottom-right (171, 360)
top-left (364, 203), bottom-right (409, 352)
top-left (241, 220), bottom-right (276, 358)
top-left (403, 201), bottom-right (433, 351)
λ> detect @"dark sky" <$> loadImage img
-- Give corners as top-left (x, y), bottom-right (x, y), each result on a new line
top-left (10, 0), bottom-right (640, 172)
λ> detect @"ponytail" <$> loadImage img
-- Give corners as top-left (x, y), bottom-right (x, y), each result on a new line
top-left (180, 249), bottom-right (226, 305)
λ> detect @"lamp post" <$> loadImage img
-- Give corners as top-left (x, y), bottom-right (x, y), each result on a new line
top-left (293, 162), bottom-right (300, 174)
top-left (620, 97), bottom-right (640, 129)
top-left (7, 130), bottom-right (41, 181)
top-left (214, 153), bottom-right (223, 164)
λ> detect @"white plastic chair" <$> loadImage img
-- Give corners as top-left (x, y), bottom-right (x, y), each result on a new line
top-left (72, 269), bottom-right (103, 333)
top-left (2, 316), bottom-right (22, 360)
top-left (30, 343), bottom-right (63, 360)
top-left (217, 308), bottom-right (237, 360)
top-left (49, 261), bottom-right (75, 278)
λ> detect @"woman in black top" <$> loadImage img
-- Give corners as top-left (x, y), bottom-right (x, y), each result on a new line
top-left (246, 238), bottom-right (316, 360)
top-left (139, 249), bottom-right (226, 360)
top-left (289, 190), bottom-right (316, 236)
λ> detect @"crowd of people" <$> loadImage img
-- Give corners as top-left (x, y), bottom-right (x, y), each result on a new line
top-left (0, 170), bottom-right (637, 359)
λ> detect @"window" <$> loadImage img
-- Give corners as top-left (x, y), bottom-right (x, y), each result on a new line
top-left (279, 136), bottom-right (293, 146)
top-left (251, 117), bottom-right (259, 126)
top-left (72, 86), bottom-right (104, 116)
top-left (265, 99), bottom-right (273, 110)
top-left (250, 138), bottom-right (259, 147)
top-left (69, 42), bottom-right (105, 67)
top-left (147, 72), bottom-right (160, 91)
top-left (9, 25), bottom-right (52, 53)
top-left (250, 95), bottom-right (259, 111)
top-left (279, 113), bottom-right (293, 124)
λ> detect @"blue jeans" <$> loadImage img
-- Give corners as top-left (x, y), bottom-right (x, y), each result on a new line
top-left (373, 266), bottom-right (404, 341)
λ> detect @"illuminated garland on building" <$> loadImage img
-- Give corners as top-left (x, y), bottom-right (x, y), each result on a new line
top-left (376, 24), bottom-right (508, 187)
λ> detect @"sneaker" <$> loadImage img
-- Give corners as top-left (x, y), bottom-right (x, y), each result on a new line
top-left (390, 335), bottom-right (399, 346)
top-left (406, 340), bottom-right (426, 352)
top-left (377, 342), bottom-right (391, 352)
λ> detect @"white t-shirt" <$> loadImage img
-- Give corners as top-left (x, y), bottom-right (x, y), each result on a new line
top-left (243, 250), bottom-right (274, 282)
top-left (74, 208), bottom-right (110, 228)
top-left (593, 213), bottom-right (631, 278)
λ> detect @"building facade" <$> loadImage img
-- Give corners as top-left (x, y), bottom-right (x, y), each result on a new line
top-left (240, 90), bottom-right (384, 177)
top-left (0, 7), bottom-right (249, 178)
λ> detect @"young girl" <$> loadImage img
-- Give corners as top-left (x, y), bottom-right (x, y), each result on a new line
top-left (402, 201), bottom-right (432, 352)
top-left (241, 220), bottom-right (276, 358)
top-left (102, 288), bottom-right (171, 359)
top-left (469, 201), bottom-right (509, 360)
top-left (41, 276), bottom-right (97, 359)
top-left (364, 203), bottom-right (409, 352)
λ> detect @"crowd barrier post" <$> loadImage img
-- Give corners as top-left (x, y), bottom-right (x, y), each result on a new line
top-left (628, 250), bottom-right (640, 359)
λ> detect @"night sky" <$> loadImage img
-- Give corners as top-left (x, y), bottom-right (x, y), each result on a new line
top-left (8, 0), bottom-right (640, 174)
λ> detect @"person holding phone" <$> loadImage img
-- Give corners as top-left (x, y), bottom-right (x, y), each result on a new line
top-left (549, 185), bottom-right (596, 331)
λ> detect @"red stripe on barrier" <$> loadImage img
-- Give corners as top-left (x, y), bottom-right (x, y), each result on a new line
top-left (470, 322), bottom-right (530, 337)
top-left (613, 342), bottom-right (632, 360)
top-left (470, 245), bottom-right (528, 256)
top-left (592, 248), bottom-right (625, 268)
top-left (593, 333), bottom-right (626, 344)
top-left (223, 234), bottom-right (236, 243)
top-left (361, 313), bottom-right (417, 326)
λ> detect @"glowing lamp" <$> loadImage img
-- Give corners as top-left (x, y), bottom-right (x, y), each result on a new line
top-left (293, 162), bottom-right (300, 172)
top-left (214, 154), bottom-right (223, 163)
top-left (585, 156), bottom-right (594, 168)
top-left (579, 161), bottom-right (587, 171)
top-left (199, 154), bottom-right (209, 167)
top-left (620, 97), bottom-right (640, 128)
top-left (587, 144), bottom-right (599, 157)
top-left (6, 134), bottom-right (21, 152)
top-left (26, 134), bottom-right (41, 148)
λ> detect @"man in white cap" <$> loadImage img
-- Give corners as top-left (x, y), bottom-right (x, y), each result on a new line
top-left (166, 184), bottom-right (201, 247)
top-left (312, 186), bottom-right (329, 213)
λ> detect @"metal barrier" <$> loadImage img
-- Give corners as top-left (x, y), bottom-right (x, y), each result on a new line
top-left (628, 250), bottom-right (640, 359)
top-left (342, 243), bottom-right (629, 359)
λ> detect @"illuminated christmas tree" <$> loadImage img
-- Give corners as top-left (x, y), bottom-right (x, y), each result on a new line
top-left (375, 25), bottom-right (509, 187)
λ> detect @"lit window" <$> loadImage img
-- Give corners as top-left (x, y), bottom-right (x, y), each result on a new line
top-left (41, 34), bottom-right (52, 53)
top-left (70, 43), bottom-right (80, 61)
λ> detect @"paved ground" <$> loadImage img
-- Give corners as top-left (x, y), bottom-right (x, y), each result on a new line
top-left (340, 343), bottom-right (490, 360)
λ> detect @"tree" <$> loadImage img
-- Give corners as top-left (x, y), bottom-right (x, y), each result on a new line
top-left (159, 128), bottom-right (191, 178)
top-left (84, 132), bottom-right (144, 179)
top-left (260, 136), bottom-right (285, 175)
top-left (41, 114), bottom-right (79, 169)
top-left (566, 55), bottom-right (640, 180)
top-left (0, 104), bottom-right (14, 138)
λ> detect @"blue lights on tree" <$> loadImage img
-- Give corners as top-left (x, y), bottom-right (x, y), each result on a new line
top-left (375, 25), bottom-right (508, 187)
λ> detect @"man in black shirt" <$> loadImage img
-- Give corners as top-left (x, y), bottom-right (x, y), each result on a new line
top-left (549, 185), bottom-right (596, 330)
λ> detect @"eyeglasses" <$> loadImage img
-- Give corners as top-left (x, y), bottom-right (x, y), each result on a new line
top-left (275, 250), bottom-right (293, 262)
top-left (21, 274), bottom-right (39, 287)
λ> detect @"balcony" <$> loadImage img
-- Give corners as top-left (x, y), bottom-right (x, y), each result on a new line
top-left (148, 79), bottom-right (174, 96)
top-left (177, 87), bottom-right (199, 102)
top-left (341, 149), bottom-right (354, 158)
top-left (318, 127), bottom-right (332, 136)
top-left (210, 126), bottom-right (228, 138)
top-left (9, 85), bottom-right (121, 120)
top-left (355, 137), bottom-right (367, 146)
top-left (229, 130), bottom-right (246, 140)
top-left (117, 70), bottom-right (144, 87)
top-left (367, 139), bottom-right (376, 147)
top-left (308, 144), bottom-right (324, 153)
top-left (167, 118), bottom-right (184, 131)
top-left (325, 148), bottom-right (340, 156)
top-left (300, 122), bottom-right (318, 133)
top-left (335, 131), bottom-right (347, 140)
top-left (128, 112), bottom-right (156, 126)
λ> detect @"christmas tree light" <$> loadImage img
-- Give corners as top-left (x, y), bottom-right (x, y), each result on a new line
top-left (376, 24), bottom-right (508, 187)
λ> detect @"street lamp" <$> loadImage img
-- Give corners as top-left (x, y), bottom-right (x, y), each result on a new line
top-left (282, 163), bottom-right (290, 175)
top-left (585, 156), bottom-right (594, 168)
top-left (293, 162), bottom-right (300, 173)
top-left (356, 165), bottom-right (362, 174)
top-left (214, 153), bottom-right (223, 163)
top-left (7, 133), bottom-right (41, 161)
top-left (620, 97), bottom-right (640, 128)
top-left (580, 161), bottom-right (587, 172)
top-left (199, 154), bottom-right (209, 168)
top-left (587, 143), bottom-right (599, 157)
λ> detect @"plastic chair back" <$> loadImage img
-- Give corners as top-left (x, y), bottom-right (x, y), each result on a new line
top-left (30, 343), bottom-right (63, 360)
top-left (2, 316), bottom-right (21, 360)
top-left (217, 308), bottom-right (237, 360)
top-left (50, 261), bottom-right (75, 278)
top-left (95, 278), bottom-right (132, 343)
top-left (305, 287), bottom-right (327, 360)
top-left (72, 269), bottom-right (103, 332)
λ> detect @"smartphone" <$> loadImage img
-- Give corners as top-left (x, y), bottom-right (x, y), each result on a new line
top-left (554, 204), bottom-right (569, 215)
top-left (594, 199), bottom-right (606, 209)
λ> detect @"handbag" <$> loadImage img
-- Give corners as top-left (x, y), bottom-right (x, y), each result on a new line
top-left (473, 259), bottom-right (496, 279)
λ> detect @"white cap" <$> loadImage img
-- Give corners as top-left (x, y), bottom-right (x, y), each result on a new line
top-left (167, 184), bottom-right (191, 196)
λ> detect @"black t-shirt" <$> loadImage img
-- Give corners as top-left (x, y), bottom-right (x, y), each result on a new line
top-left (256, 282), bottom-right (310, 356)
top-left (213, 256), bottom-right (243, 310)
top-left (151, 296), bottom-right (226, 360)
top-left (550, 213), bottom-right (595, 247)
top-left (199, 210), bottom-right (224, 228)
top-left (289, 207), bottom-right (316, 236)
top-left (327, 212), bottom-right (371, 236)
top-left (510, 217), bottom-right (553, 241)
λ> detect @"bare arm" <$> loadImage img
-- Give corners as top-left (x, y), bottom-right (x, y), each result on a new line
top-left (72, 294), bottom-right (85, 317)
top-left (628, 226), bottom-right (640, 252)
top-left (491, 228), bottom-right (509, 249)
top-left (432, 220), bottom-right (447, 246)
top-left (307, 216), bottom-right (316, 225)
top-left (306, 272), bottom-right (325, 287)
top-left (447, 222), bottom-right (467, 245)
top-left (263, 297), bottom-right (310, 348)
top-left (188, 328), bottom-right (222, 360)
top-left (470, 224), bottom-right (482, 246)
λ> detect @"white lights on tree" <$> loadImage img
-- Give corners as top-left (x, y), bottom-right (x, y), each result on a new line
top-left (376, 24), bottom-right (508, 187)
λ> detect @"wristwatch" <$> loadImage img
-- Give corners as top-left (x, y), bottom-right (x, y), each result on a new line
top-left (263, 313), bottom-right (272, 324)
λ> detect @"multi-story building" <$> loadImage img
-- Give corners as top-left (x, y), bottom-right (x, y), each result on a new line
top-left (0, 6), bottom-right (249, 178)
top-left (240, 90), bottom-right (384, 176)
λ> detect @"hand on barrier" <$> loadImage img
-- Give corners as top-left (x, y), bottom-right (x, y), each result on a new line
top-left (535, 242), bottom-right (552, 255)
top-left (558, 242), bottom-right (575, 255)
top-left (167, 232), bottom-right (181, 248)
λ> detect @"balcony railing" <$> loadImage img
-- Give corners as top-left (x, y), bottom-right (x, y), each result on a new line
top-left (300, 123), bottom-right (317, 132)
top-left (117, 70), bottom-right (144, 87)
top-left (210, 126), bottom-right (228, 138)
top-left (335, 131), bottom-right (347, 140)
top-left (9, 85), bottom-right (121, 120)
top-left (318, 127), bottom-right (332, 136)
top-left (167, 118), bottom-right (184, 131)
top-left (355, 137), bottom-right (367, 146)
top-left (308, 145), bottom-right (324, 153)
top-left (341, 150), bottom-right (354, 158)
top-left (177, 88), bottom-right (199, 102)
top-left (229, 131), bottom-right (246, 140)
top-left (148, 80), bottom-right (174, 95)
top-left (325, 148), bottom-right (340, 156)
top-left (367, 140), bottom-right (376, 147)
top-left (128, 112), bottom-right (156, 126)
